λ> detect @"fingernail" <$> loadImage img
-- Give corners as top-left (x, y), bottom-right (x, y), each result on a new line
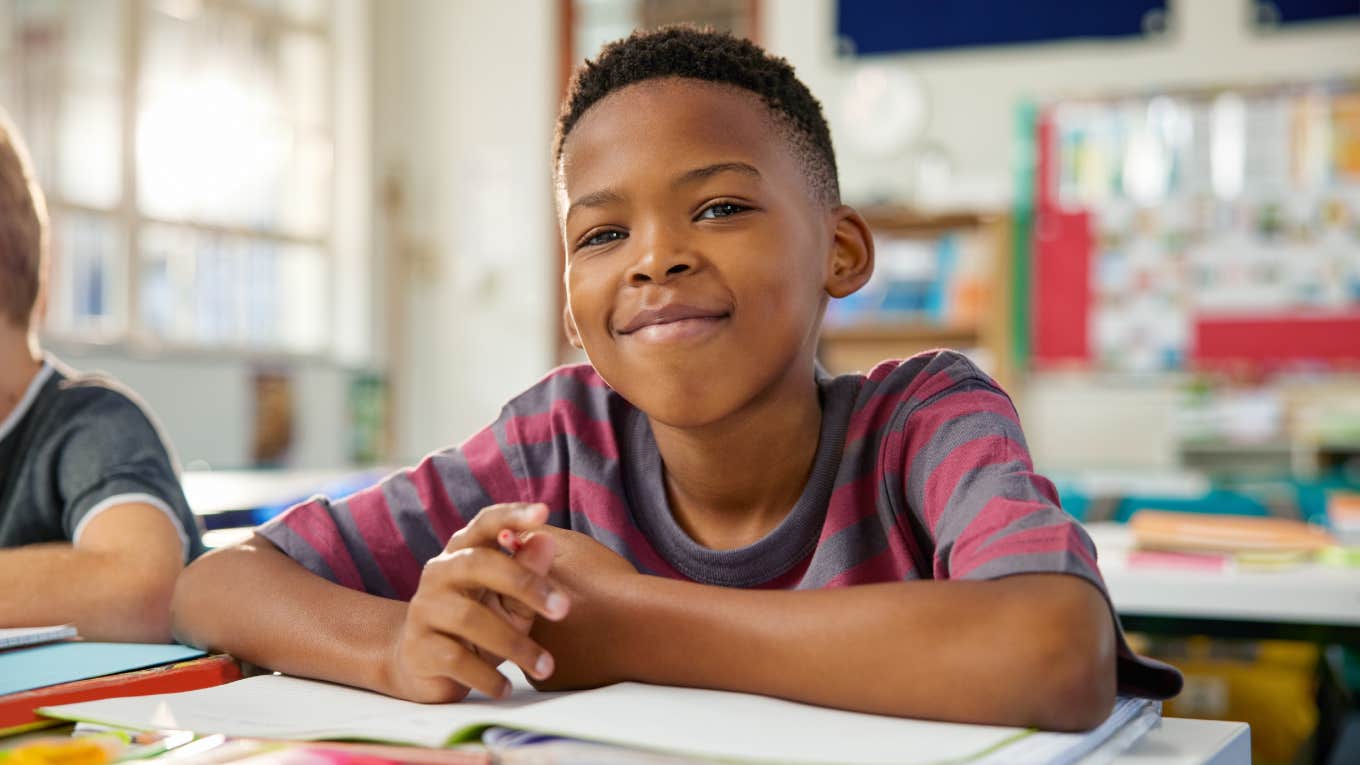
top-left (545, 592), bottom-right (569, 619)
top-left (535, 653), bottom-right (554, 678)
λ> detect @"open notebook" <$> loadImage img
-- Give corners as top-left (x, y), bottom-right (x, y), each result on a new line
top-left (40, 667), bottom-right (1159, 765)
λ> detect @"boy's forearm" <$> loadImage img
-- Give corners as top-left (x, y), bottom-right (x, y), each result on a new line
top-left (0, 543), bottom-right (178, 643)
top-left (172, 536), bottom-right (406, 693)
top-left (581, 574), bottom-right (1115, 731)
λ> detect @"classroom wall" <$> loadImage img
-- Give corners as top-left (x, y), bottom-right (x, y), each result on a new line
top-left (764, 0), bottom-right (1360, 471)
top-left (763, 0), bottom-right (1360, 207)
top-left (371, 0), bottom-right (560, 463)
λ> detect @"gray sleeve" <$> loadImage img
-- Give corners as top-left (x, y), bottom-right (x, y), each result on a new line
top-left (54, 390), bottom-right (204, 562)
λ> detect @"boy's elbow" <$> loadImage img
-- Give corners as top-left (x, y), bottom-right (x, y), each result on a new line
top-left (170, 549), bottom-right (221, 647)
top-left (131, 574), bottom-right (178, 643)
top-left (1031, 642), bottom-right (1116, 731)
top-left (1025, 584), bottom-right (1118, 731)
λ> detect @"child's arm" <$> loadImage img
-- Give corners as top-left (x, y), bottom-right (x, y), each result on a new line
top-left (529, 530), bottom-right (1115, 732)
top-left (172, 503), bottom-right (569, 701)
top-left (0, 502), bottom-right (183, 642)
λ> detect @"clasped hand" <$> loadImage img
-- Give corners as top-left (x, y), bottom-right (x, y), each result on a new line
top-left (382, 502), bottom-right (636, 702)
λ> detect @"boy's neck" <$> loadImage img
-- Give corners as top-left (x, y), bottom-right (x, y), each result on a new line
top-left (649, 365), bottom-right (823, 551)
top-left (0, 324), bottom-right (43, 425)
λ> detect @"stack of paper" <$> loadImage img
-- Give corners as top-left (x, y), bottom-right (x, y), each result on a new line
top-left (0, 625), bottom-right (77, 650)
top-left (40, 668), bottom-right (1160, 765)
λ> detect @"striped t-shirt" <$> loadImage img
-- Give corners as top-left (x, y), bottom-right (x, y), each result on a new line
top-left (259, 350), bottom-right (1181, 699)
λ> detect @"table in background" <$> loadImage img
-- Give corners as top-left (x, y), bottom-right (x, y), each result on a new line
top-left (1085, 522), bottom-right (1360, 644)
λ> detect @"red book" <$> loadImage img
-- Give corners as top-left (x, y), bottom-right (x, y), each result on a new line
top-left (0, 654), bottom-right (242, 735)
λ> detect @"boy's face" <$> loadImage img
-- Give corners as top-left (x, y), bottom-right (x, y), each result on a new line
top-left (558, 78), bottom-right (855, 428)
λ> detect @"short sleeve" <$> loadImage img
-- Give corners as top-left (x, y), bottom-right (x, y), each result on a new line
top-left (257, 406), bottom-right (531, 601)
top-left (900, 373), bottom-right (1183, 699)
top-left (55, 388), bottom-right (203, 562)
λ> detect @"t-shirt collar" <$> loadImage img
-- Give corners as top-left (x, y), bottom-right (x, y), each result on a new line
top-left (0, 356), bottom-right (56, 443)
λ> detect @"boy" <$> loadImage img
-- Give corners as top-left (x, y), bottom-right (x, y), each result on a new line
top-left (0, 115), bottom-right (205, 642)
top-left (173, 28), bottom-right (1180, 730)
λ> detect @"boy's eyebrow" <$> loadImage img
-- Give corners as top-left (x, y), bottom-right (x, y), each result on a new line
top-left (673, 162), bottom-right (761, 187)
top-left (567, 189), bottom-right (625, 222)
top-left (566, 162), bottom-right (762, 223)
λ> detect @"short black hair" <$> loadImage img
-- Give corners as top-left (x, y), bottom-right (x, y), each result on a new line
top-left (555, 26), bottom-right (840, 205)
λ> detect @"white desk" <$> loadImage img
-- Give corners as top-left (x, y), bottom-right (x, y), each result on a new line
top-left (1086, 522), bottom-right (1360, 642)
top-left (1114, 718), bottom-right (1250, 765)
top-left (181, 469), bottom-right (372, 516)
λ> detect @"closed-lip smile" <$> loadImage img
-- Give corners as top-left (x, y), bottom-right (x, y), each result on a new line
top-left (617, 304), bottom-right (730, 335)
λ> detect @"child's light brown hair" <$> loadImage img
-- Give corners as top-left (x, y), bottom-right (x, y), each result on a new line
top-left (0, 112), bottom-right (48, 330)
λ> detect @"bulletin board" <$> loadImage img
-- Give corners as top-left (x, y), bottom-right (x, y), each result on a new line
top-left (1029, 81), bottom-right (1360, 374)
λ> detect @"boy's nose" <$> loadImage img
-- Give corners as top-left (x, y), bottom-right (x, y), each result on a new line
top-left (627, 242), bottom-right (698, 285)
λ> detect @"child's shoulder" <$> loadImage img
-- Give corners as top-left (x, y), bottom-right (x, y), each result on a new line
top-left (501, 363), bottom-right (623, 418)
top-left (49, 367), bottom-right (164, 436)
top-left (852, 349), bottom-right (1004, 408)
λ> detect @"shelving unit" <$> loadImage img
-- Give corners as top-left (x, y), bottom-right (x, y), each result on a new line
top-left (816, 207), bottom-right (1015, 389)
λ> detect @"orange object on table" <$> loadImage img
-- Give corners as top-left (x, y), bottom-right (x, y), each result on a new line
top-left (0, 654), bottom-right (242, 736)
top-left (1128, 510), bottom-right (1335, 555)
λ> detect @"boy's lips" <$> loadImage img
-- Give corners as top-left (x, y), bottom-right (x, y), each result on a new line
top-left (616, 303), bottom-right (730, 335)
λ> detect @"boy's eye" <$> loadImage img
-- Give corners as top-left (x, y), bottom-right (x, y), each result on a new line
top-left (697, 202), bottom-right (749, 220)
top-left (582, 230), bottom-right (626, 248)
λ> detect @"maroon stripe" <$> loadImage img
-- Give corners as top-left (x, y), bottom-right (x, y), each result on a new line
top-left (407, 456), bottom-right (464, 543)
top-left (282, 502), bottom-right (365, 591)
top-left (819, 473), bottom-right (879, 541)
top-left (944, 495), bottom-right (1055, 578)
top-left (955, 523), bottom-right (1099, 579)
top-left (507, 398), bottom-right (619, 459)
top-left (921, 434), bottom-right (1029, 532)
top-left (347, 487), bottom-right (423, 600)
top-left (901, 388), bottom-right (1020, 474)
top-left (533, 471), bottom-right (684, 579)
top-left (462, 428), bottom-right (523, 503)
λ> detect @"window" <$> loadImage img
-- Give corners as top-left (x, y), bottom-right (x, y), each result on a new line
top-left (0, 0), bottom-right (333, 355)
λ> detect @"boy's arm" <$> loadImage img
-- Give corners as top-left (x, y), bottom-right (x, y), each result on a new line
top-left (0, 502), bottom-right (184, 642)
top-left (532, 533), bottom-right (1115, 732)
top-left (171, 534), bottom-right (407, 691)
top-left (172, 503), bottom-right (569, 702)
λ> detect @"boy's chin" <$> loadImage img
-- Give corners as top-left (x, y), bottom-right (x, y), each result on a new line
top-left (612, 378), bottom-right (745, 431)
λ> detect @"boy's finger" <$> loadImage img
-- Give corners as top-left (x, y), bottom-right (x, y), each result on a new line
top-left (498, 533), bottom-right (557, 622)
top-left (446, 503), bottom-right (548, 552)
top-left (430, 547), bottom-right (569, 621)
top-left (414, 635), bottom-right (510, 699)
top-left (424, 599), bottom-right (554, 682)
top-left (516, 532), bottom-right (556, 576)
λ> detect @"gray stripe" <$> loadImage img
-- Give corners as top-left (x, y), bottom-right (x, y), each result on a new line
top-left (381, 474), bottom-right (446, 565)
top-left (932, 458), bottom-right (1043, 552)
top-left (905, 405), bottom-right (1028, 533)
top-left (517, 437), bottom-right (615, 486)
top-left (834, 398), bottom-right (910, 490)
top-left (257, 519), bottom-right (339, 584)
top-left (957, 548), bottom-right (1096, 582)
top-left (976, 485), bottom-right (1078, 555)
top-left (504, 367), bottom-right (610, 418)
top-left (437, 446), bottom-right (496, 521)
top-left (798, 511), bottom-right (891, 589)
top-left (330, 497), bottom-right (398, 598)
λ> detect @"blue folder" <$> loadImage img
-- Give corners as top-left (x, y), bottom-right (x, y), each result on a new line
top-left (0, 642), bottom-right (206, 695)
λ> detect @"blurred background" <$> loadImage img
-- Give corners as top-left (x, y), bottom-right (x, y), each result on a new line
top-left (3, 1), bottom-right (1359, 762)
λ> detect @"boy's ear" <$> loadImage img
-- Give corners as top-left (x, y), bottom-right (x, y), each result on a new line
top-left (825, 206), bottom-right (874, 299)
top-left (562, 305), bottom-right (584, 349)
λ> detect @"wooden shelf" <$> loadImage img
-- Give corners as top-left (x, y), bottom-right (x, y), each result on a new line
top-left (857, 207), bottom-right (1002, 237)
top-left (820, 322), bottom-right (981, 344)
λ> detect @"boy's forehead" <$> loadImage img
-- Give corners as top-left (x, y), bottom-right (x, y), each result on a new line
top-left (559, 78), bottom-right (792, 194)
